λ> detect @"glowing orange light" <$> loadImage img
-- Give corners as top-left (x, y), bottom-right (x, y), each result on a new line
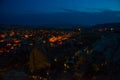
top-left (24, 34), bottom-right (29, 38)
top-left (0, 40), bottom-right (5, 42)
top-left (13, 39), bottom-right (21, 43)
top-left (62, 37), bottom-right (68, 40)
top-left (0, 34), bottom-right (6, 38)
top-left (49, 37), bottom-right (57, 43)
top-left (29, 34), bottom-right (33, 37)
top-left (57, 36), bottom-right (62, 40)
top-left (49, 33), bottom-right (72, 43)
top-left (9, 31), bottom-right (15, 36)
top-left (58, 41), bottom-right (63, 45)
top-left (0, 49), bottom-right (4, 53)
top-left (110, 28), bottom-right (114, 31)
top-left (6, 43), bottom-right (12, 46)
top-left (43, 40), bottom-right (46, 43)
top-left (78, 28), bottom-right (81, 31)
top-left (29, 43), bottom-right (33, 46)
top-left (11, 46), bottom-right (14, 50)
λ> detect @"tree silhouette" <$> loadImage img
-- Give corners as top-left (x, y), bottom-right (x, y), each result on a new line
top-left (28, 46), bottom-right (50, 73)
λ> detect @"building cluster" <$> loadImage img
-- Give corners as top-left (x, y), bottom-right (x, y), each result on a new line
top-left (0, 24), bottom-right (120, 80)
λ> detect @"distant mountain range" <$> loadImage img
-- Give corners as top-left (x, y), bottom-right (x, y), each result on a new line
top-left (92, 23), bottom-right (120, 28)
top-left (0, 22), bottom-right (120, 29)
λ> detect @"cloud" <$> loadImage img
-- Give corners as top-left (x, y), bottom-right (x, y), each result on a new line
top-left (61, 8), bottom-right (81, 13)
top-left (85, 8), bottom-right (110, 12)
top-left (0, 9), bottom-right (120, 25)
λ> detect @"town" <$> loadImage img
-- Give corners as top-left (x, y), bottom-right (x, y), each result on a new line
top-left (0, 23), bottom-right (120, 80)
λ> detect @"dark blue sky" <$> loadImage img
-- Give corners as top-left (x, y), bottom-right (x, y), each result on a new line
top-left (0, 0), bottom-right (120, 25)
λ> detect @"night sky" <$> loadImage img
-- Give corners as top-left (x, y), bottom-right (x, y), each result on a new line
top-left (0, 0), bottom-right (120, 26)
